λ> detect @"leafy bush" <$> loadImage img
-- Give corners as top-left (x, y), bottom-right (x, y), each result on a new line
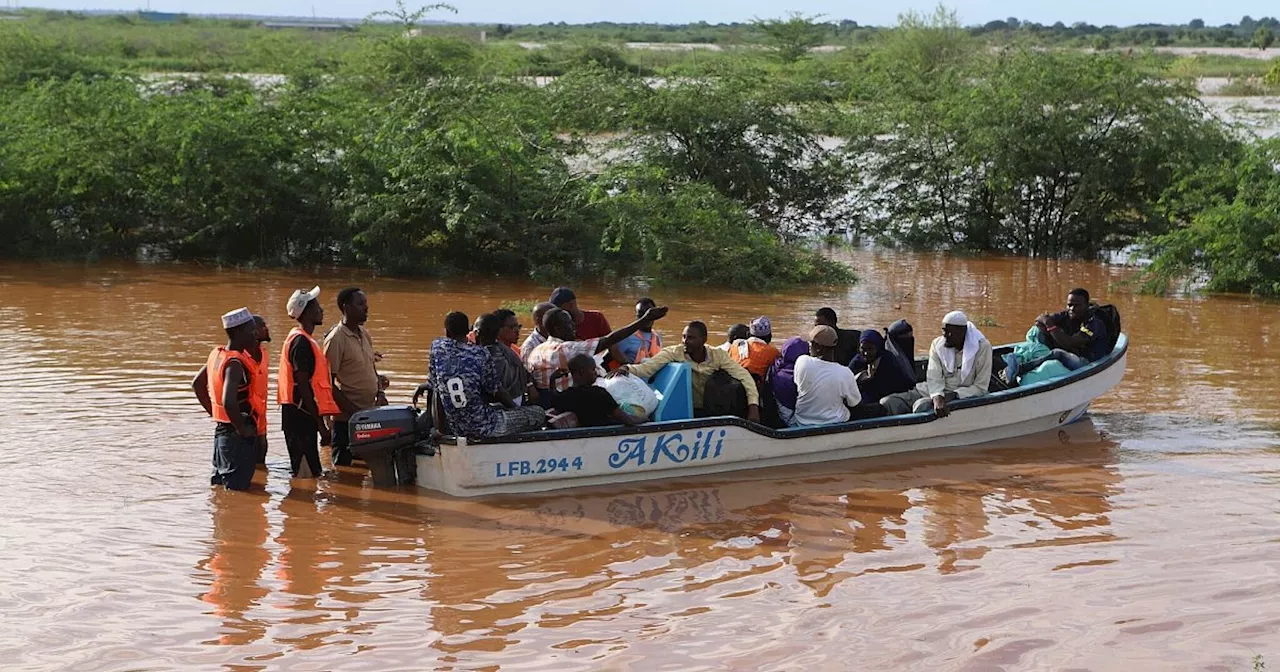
top-left (1143, 139), bottom-right (1280, 296)
top-left (335, 80), bottom-right (601, 278)
top-left (849, 13), bottom-right (1232, 258)
top-left (592, 166), bottom-right (855, 289)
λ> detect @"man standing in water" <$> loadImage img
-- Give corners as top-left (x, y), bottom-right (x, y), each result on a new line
top-left (250, 315), bottom-right (271, 465)
top-left (278, 287), bottom-right (339, 478)
top-left (192, 308), bottom-right (264, 491)
top-left (323, 287), bottom-right (388, 467)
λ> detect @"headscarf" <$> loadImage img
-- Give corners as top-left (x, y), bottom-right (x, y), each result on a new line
top-left (851, 328), bottom-right (915, 400)
top-left (938, 319), bottom-right (986, 384)
top-left (885, 319), bottom-right (916, 382)
top-left (849, 330), bottom-right (882, 374)
top-left (768, 337), bottom-right (808, 411)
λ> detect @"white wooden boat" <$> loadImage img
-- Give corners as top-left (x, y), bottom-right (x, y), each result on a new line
top-left (416, 334), bottom-right (1128, 497)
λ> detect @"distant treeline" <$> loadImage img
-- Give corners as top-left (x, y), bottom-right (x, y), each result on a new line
top-left (497, 15), bottom-right (1280, 49)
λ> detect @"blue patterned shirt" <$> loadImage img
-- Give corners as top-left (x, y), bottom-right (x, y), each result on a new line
top-left (430, 337), bottom-right (501, 437)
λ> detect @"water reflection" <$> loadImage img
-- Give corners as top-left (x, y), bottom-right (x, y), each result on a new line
top-left (199, 488), bottom-right (270, 648)
top-left (411, 420), bottom-right (1120, 660)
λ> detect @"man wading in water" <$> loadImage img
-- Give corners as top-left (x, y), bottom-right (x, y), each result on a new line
top-left (250, 314), bottom-right (271, 464)
top-left (278, 287), bottom-right (339, 478)
top-left (192, 308), bottom-right (264, 491)
top-left (323, 287), bottom-right (388, 467)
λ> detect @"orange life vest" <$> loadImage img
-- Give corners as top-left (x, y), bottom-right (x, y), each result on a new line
top-left (277, 327), bottom-right (340, 416)
top-left (632, 331), bottom-right (663, 362)
top-left (207, 347), bottom-right (265, 431)
top-left (251, 346), bottom-right (269, 434)
top-left (606, 331), bottom-right (663, 371)
top-left (732, 338), bottom-right (781, 378)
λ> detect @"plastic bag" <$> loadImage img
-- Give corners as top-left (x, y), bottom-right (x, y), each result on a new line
top-left (597, 375), bottom-right (659, 417)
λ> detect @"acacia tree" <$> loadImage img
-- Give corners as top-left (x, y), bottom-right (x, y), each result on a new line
top-left (753, 13), bottom-right (828, 63)
top-left (1253, 26), bottom-right (1275, 50)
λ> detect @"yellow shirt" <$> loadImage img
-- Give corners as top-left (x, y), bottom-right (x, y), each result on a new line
top-left (624, 345), bottom-right (760, 408)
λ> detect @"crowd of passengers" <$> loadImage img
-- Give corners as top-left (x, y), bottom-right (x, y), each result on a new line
top-left (412, 286), bottom-right (1115, 440)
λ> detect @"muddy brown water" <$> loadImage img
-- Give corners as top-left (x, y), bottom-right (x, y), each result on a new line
top-left (2, 250), bottom-right (1279, 670)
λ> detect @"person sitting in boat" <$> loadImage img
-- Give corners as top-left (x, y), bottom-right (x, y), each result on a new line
top-left (520, 302), bottom-right (556, 366)
top-left (1012, 288), bottom-right (1110, 378)
top-left (549, 287), bottom-right (612, 340)
top-left (549, 354), bottom-right (647, 427)
top-left (849, 330), bottom-right (916, 412)
top-left (884, 319), bottom-right (917, 380)
top-left (814, 307), bottom-right (861, 367)
top-left (476, 312), bottom-right (536, 407)
top-left (431, 311), bottom-right (547, 438)
top-left (767, 337), bottom-right (809, 427)
top-left (613, 321), bottom-right (762, 424)
top-left (491, 308), bottom-right (524, 358)
top-left (527, 304), bottom-right (670, 406)
top-left (881, 311), bottom-right (992, 418)
top-left (718, 323), bottom-right (750, 351)
top-left (728, 317), bottom-right (782, 379)
top-left (613, 297), bottom-right (664, 367)
top-left (791, 326), bottom-right (864, 426)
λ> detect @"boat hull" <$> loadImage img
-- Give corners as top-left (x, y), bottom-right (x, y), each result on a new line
top-left (418, 336), bottom-right (1128, 497)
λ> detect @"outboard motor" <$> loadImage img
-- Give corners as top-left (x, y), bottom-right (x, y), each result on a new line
top-left (346, 404), bottom-right (435, 487)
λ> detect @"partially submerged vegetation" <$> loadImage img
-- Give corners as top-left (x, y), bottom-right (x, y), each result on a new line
top-left (1, 6), bottom-right (1279, 294)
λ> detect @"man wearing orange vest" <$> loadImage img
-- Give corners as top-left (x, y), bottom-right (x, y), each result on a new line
top-left (612, 297), bottom-right (664, 368)
top-left (730, 316), bottom-right (783, 379)
top-left (192, 308), bottom-right (264, 491)
top-left (250, 314), bottom-right (271, 465)
top-left (279, 286), bottom-right (339, 478)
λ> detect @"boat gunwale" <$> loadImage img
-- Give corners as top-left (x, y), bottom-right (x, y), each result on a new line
top-left (445, 333), bottom-right (1129, 446)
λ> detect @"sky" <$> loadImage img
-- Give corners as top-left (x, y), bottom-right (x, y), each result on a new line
top-left (10, 0), bottom-right (1274, 27)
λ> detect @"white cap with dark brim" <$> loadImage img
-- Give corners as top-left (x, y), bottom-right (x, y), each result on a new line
top-left (222, 307), bottom-right (253, 330)
top-left (286, 286), bottom-right (321, 319)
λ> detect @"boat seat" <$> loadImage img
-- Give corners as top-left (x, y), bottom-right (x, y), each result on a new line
top-left (649, 362), bottom-right (694, 422)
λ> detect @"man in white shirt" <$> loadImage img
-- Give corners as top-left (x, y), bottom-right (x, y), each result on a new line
top-left (792, 325), bottom-right (863, 426)
top-left (881, 310), bottom-right (992, 417)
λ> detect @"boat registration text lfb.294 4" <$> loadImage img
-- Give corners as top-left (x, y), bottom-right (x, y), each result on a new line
top-left (494, 429), bottom-right (729, 478)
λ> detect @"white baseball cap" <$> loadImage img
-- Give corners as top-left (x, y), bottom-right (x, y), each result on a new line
top-left (286, 286), bottom-right (321, 319)
top-left (221, 307), bottom-right (253, 330)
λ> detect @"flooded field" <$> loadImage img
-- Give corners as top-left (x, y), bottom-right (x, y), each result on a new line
top-left (1, 249), bottom-right (1279, 670)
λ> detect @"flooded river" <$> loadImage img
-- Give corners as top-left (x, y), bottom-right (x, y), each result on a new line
top-left (2, 250), bottom-right (1279, 670)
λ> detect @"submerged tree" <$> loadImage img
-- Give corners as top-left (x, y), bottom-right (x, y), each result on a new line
top-left (1143, 139), bottom-right (1280, 296)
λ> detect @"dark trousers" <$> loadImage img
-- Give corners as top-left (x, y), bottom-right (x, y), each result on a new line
top-left (848, 402), bottom-right (888, 421)
top-left (331, 420), bottom-right (352, 466)
top-left (212, 423), bottom-right (257, 491)
top-left (281, 404), bottom-right (322, 478)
